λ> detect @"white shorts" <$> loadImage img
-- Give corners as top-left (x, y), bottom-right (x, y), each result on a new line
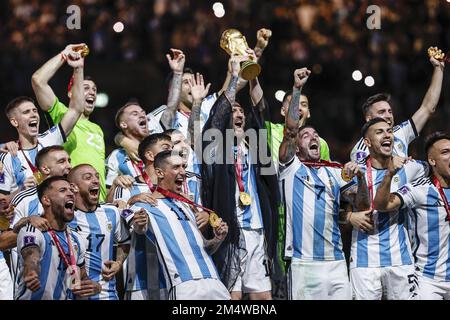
top-left (0, 258), bottom-right (13, 300)
top-left (350, 264), bottom-right (416, 300)
top-left (231, 229), bottom-right (271, 294)
top-left (124, 290), bottom-right (149, 300)
top-left (170, 278), bottom-right (230, 300)
top-left (287, 259), bottom-right (351, 300)
top-left (416, 274), bottom-right (450, 300)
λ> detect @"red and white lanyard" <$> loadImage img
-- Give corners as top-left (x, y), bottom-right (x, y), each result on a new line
top-left (234, 146), bottom-right (246, 193)
top-left (48, 229), bottom-right (77, 273)
top-left (132, 160), bottom-right (156, 192)
top-left (366, 157), bottom-right (374, 211)
top-left (432, 176), bottom-right (450, 221)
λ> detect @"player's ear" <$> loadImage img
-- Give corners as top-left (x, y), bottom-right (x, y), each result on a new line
top-left (155, 167), bottom-right (164, 179)
top-left (41, 194), bottom-right (51, 207)
top-left (40, 165), bottom-right (50, 176)
top-left (9, 117), bottom-right (18, 128)
top-left (428, 157), bottom-right (436, 167)
top-left (363, 137), bottom-right (371, 148)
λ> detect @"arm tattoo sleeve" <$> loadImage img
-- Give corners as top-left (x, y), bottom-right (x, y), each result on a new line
top-left (188, 100), bottom-right (202, 148)
top-left (224, 75), bottom-right (239, 105)
top-left (161, 73), bottom-right (182, 129)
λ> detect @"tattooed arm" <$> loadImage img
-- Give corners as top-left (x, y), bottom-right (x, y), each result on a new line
top-left (161, 49), bottom-right (185, 130)
top-left (203, 219), bottom-right (228, 255)
top-left (22, 246), bottom-right (41, 292)
top-left (373, 157), bottom-right (405, 212)
top-left (279, 68), bottom-right (311, 164)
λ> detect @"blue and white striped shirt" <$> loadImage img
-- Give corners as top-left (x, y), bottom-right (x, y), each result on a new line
top-left (280, 157), bottom-right (355, 261)
top-left (69, 204), bottom-right (130, 300)
top-left (15, 224), bottom-right (85, 300)
top-left (105, 148), bottom-right (140, 188)
top-left (113, 182), bottom-right (158, 292)
top-left (396, 177), bottom-right (450, 281)
top-left (129, 200), bottom-right (220, 291)
top-left (350, 159), bottom-right (428, 269)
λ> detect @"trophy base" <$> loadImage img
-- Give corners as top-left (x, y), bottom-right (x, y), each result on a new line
top-left (240, 60), bottom-right (261, 81)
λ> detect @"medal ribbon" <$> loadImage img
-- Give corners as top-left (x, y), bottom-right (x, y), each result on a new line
top-left (48, 229), bottom-right (76, 272)
top-left (155, 186), bottom-right (215, 215)
top-left (18, 141), bottom-right (39, 174)
top-left (132, 160), bottom-right (156, 192)
top-left (302, 160), bottom-right (343, 169)
top-left (234, 146), bottom-right (245, 193)
top-left (366, 157), bottom-right (374, 211)
top-left (432, 176), bottom-right (450, 221)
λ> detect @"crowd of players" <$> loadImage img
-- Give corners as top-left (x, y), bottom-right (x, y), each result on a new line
top-left (0, 28), bottom-right (448, 300)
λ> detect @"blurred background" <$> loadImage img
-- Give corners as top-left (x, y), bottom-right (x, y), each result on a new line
top-left (0, 0), bottom-right (449, 162)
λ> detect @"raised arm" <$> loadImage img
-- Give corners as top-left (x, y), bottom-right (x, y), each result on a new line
top-left (31, 44), bottom-right (84, 111)
top-left (411, 50), bottom-right (445, 133)
top-left (279, 68), bottom-right (311, 164)
top-left (373, 157), bottom-right (405, 212)
top-left (59, 51), bottom-right (84, 136)
top-left (161, 49), bottom-right (185, 130)
top-left (187, 73), bottom-right (211, 148)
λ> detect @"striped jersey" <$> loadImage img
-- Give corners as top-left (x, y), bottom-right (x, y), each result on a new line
top-left (280, 156), bottom-right (355, 261)
top-left (15, 223), bottom-right (85, 300)
top-left (350, 119), bottom-right (418, 162)
top-left (129, 200), bottom-right (220, 291)
top-left (0, 124), bottom-right (65, 193)
top-left (69, 204), bottom-right (130, 300)
top-left (148, 93), bottom-right (217, 138)
top-left (105, 148), bottom-right (140, 188)
top-left (350, 159), bottom-right (428, 269)
top-left (9, 186), bottom-right (42, 290)
top-left (113, 182), bottom-right (158, 292)
top-left (0, 152), bottom-right (23, 194)
top-left (395, 178), bottom-right (450, 281)
top-left (183, 150), bottom-right (202, 205)
top-left (233, 142), bottom-right (264, 230)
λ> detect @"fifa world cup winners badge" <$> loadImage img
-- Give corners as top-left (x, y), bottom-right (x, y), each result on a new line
top-left (66, 265), bottom-right (81, 290)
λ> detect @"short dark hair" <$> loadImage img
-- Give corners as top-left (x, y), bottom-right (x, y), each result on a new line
top-left (37, 176), bottom-right (68, 201)
top-left (138, 133), bottom-right (172, 162)
top-left (361, 93), bottom-right (391, 117)
top-left (5, 96), bottom-right (35, 118)
top-left (67, 164), bottom-right (95, 183)
top-left (361, 117), bottom-right (388, 138)
top-left (154, 150), bottom-right (183, 170)
top-left (114, 101), bottom-right (142, 130)
top-left (35, 146), bottom-right (66, 169)
top-left (424, 132), bottom-right (450, 156)
top-left (282, 90), bottom-right (293, 104)
top-left (298, 124), bottom-right (317, 136)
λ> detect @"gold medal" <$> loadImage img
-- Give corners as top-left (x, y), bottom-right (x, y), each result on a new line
top-left (73, 44), bottom-right (90, 57)
top-left (33, 171), bottom-right (44, 185)
top-left (341, 169), bottom-right (351, 182)
top-left (239, 191), bottom-right (252, 206)
top-left (209, 211), bottom-right (221, 228)
top-left (66, 265), bottom-right (81, 290)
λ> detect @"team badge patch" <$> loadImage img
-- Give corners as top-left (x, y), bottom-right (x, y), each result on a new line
top-left (120, 209), bottom-right (133, 219)
top-left (107, 222), bottom-right (113, 232)
top-left (24, 235), bottom-right (36, 246)
top-left (398, 185), bottom-right (410, 195)
top-left (356, 151), bottom-right (367, 162)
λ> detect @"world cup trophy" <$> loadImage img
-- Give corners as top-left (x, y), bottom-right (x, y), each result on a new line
top-left (220, 29), bottom-right (261, 81)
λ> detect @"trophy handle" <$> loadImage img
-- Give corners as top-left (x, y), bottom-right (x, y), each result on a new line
top-left (240, 60), bottom-right (261, 81)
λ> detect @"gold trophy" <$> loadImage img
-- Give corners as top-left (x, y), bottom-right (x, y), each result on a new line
top-left (73, 44), bottom-right (90, 57)
top-left (220, 29), bottom-right (261, 81)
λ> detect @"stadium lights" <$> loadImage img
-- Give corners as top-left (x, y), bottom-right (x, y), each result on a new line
top-left (275, 90), bottom-right (286, 102)
top-left (352, 70), bottom-right (363, 81)
top-left (113, 22), bottom-right (124, 33)
top-left (95, 93), bottom-right (109, 108)
top-left (213, 2), bottom-right (224, 11)
top-left (364, 76), bottom-right (375, 87)
top-left (214, 7), bottom-right (225, 18)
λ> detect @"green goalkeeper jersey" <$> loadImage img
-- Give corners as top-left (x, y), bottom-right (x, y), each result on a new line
top-left (49, 98), bottom-right (106, 201)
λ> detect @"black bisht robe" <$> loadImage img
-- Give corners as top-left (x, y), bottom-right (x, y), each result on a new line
top-left (200, 93), bottom-right (280, 291)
